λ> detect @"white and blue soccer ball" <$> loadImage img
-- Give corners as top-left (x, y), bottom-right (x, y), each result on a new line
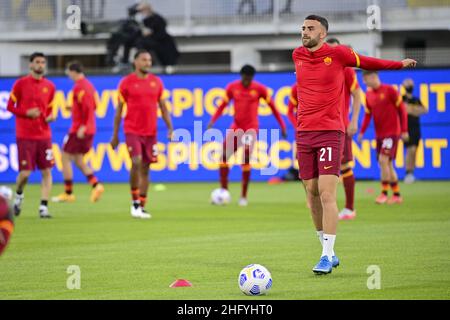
top-left (238, 264), bottom-right (273, 296)
top-left (210, 188), bottom-right (231, 205)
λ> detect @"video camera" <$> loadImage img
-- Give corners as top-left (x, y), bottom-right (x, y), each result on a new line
top-left (80, 4), bottom-right (142, 36)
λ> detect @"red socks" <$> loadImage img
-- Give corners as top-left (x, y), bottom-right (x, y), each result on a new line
top-left (341, 168), bottom-right (355, 210)
top-left (64, 180), bottom-right (73, 195)
top-left (241, 164), bottom-right (251, 199)
top-left (220, 163), bottom-right (229, 190)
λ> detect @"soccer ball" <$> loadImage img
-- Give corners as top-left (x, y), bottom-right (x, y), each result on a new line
top-left (238, 264), bottom-right (273, 296)
top-left (210, 188), bottom-right (231, 205)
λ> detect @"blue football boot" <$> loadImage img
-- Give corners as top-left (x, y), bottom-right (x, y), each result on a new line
top-left (312, 256), bottom-right (333, 274)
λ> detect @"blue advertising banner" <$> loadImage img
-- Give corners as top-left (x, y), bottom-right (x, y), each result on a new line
top-left (0, 69), bottom-right (449, 183)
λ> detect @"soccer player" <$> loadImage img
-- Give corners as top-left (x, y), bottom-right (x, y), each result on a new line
top-left (0, 186), bottom-right (14, 256)
top-left (402, 78), bottom-right (427, 184)
top-left (358, 71), bottom-right (409, 204)
top-left (52, 61), bottom-right (104, 203)
top-left (207, 65), bottom-right (287, 206)
top-left (293, 15), bottom-right (416, 274)
top-left (110, 50), bottom-right (173, 219)
top-left (325, 38), bottom-right (362, 220)
top-left (7, 52), bottom-right (56, 219)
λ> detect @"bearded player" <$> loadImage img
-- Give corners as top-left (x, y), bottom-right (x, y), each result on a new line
top-left (358, 71), bottom-right (409, 205)
top-left (52, 61), bottom-right (104, 203)
top-left (111, 50), bottom-right (173, 219)
top-left (7, 52), bottom-right (56, 219)
top-left (207, 65), bottom-right (287, 206)
top-left (293, 15), bottom-right (416, 274)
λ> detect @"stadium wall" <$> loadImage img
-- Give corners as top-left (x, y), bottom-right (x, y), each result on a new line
top-left (0, 69), bottom-right (449, 183)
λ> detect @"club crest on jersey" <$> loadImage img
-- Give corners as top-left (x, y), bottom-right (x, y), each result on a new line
top-left (42, 87), bottom-right (48, 93)
top-left (379, 93), bottom-right (385, 100)
top-left (323, 57), bottom-right (332, 66)
top-left (250, 90), bottom-right (258, 96)
top-left (150, 81), bottom-right (156, 87)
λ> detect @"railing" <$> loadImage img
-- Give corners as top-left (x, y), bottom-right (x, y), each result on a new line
top-left (1, 0), bottom-right (430, 35)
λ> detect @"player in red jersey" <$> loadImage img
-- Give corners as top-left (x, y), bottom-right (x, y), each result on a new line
top-left (52, 61), bottom-right (104, 203)
top-left (325, 38), bottom-right (362, 221)
top-left (207, 65), bottom-right (287, 206)
top-left (293, 15), bottom-right (416, 274)
top-left (358, 70), bottom-right (409, 205)
top-left (111, 50), bottom-right (173, 219)
top-left (0, 186), bottom-right (14, 257)
top-left (7, 52), bottom-right (57, 219)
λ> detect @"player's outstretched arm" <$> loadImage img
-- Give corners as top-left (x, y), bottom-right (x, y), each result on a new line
top-left (159, 99), bottom-right (174, 140)
top-left (338, 45), bottom-right (417, 70)
top-left (110, 101), bottom-right (124, 149)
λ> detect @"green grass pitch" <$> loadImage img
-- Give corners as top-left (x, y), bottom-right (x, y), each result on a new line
top-left (1, 181), bottom-right (449, 300)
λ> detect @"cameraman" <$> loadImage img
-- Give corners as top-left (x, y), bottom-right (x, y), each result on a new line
top-left (135, 3), bottom-right (179, 70)
top-left (106, 4), bottom-right (142, 68)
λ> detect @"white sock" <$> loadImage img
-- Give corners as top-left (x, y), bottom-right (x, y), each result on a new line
top-left (316, 230), bottom-right (324, 247)
top-left (321, 234), bottom-right (336, 261)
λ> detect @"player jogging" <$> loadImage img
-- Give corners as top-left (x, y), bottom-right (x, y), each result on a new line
top-left (325, 38), bottom-right (362, 221)
top-left (293, 15), bottom-right (416, 274)
top-left (52, 61), bottom-right (104, 203)
top-left (7, 52), bottom-right (56, 219)
top-left (111, 50), bottom-right (173, 219)
top-left (358, 71), bottom-right (409, 204)
top-left (207, 65), bottom-right (287, 206)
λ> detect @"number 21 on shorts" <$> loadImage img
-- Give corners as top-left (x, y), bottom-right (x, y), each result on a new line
top-left (319, 147), bottom-right (332, 162)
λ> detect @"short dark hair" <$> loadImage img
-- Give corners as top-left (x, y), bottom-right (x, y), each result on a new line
top-left (362, 70), bottom-right (378, 76)
top-left (240, 64), bottom-right (256, 76)
top-left (134, 49), bottom-right (150, 60)
top-left (305, 15), bottom-right (329, 31)
top-left (326, 37), bottom-right (340, 45)
top-left (29, 52), bottom-right (45, 62)
top-left (67, 61), bottom-right (83, 73)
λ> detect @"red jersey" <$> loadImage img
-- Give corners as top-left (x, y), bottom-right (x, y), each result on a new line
top-left (360, 84), bottom-right (408, 138)
top-left (118, 73), bottom-right (164, 136)
top-left (287, 83), bottom-right (298, 128)
top-left (7, 75), bottom-right (55, 140)
top-left (210, 80), bottom-right (286, 132)
top-left (70, 77), bottom-right (97, 135)
top-left (292, 43), bottom-right (403, 132)
top-left (343, 67), bottom-right (360, 127)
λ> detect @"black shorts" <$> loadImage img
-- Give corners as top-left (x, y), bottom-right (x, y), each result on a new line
top-left (405, 126), bottom-right (421, 147)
